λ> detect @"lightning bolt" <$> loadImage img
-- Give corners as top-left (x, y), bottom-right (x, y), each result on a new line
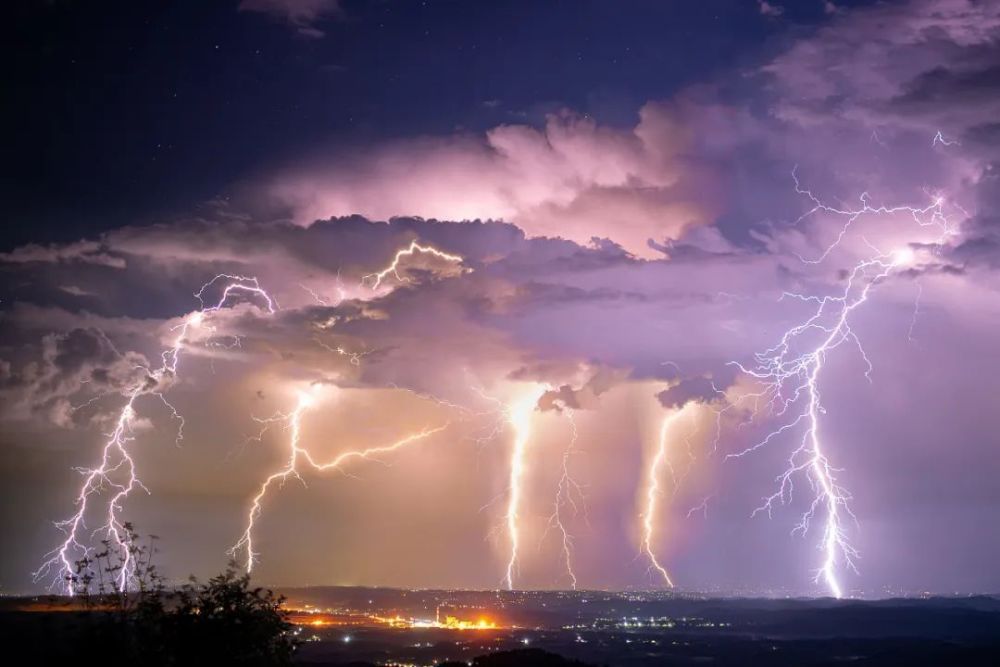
top-left (36, 239), bottom-right (463, 591)
top-left (230, 389), bottom-right (313, 573)
top-left (501, 386), bottom-right (546, 591)
top-left (640, 404), bottom-right (694, 588)
top-left (544, 409), bottom-right (584, 590)
top-left (726, 172), bottom-right (958, 598)
top-left (932, 130), bottom-right (959, 147)
top-left (361, 240), bottom-right (465, 291)
top-left (231, 386), bottom-right (451, 573)
top-left (231, 240), bottom-right (467, 573)
top-left (35, 275), bottom-right (276, 595)
top-left (315, 239), bottom-right (466, 364)
top-left (790, 168), bottom-right (953, 265)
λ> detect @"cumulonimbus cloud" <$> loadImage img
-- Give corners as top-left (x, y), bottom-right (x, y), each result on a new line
top-left (3, 0), bottom-right (1000, 593)
top-left (259, 103), bottom-right (724, 259)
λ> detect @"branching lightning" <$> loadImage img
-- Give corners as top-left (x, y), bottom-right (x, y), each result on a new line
top-left (639, 404), bottom-right (694, 588)
top-left (233, 239), bottom-right (469, 574)
top-left (726, 173), bottom-right (958, 598)
top-left (230, 387), bottom-right (451, 573)
top-left (35, 275), bottom-right (276, 594)
top-left (544, 409), bottom-right (585, 590)
top-left (469, 383), bottom-right (585, 589)
top-left (362, 240), bottom-right (465, 291)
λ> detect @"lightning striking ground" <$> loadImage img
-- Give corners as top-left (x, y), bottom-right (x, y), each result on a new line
top-left (233, 240), bottom-right (469, 574)
top-left (501, 386), bottom-right (546, 591)
top-left (230, 386), bottom-right (452, 573)
top-left (544, 409), bottom-right (584, 590)
top-left (726, 175), bottom-right (957, 598)
top-left (639, 404), bottom-right (694, 588)
top-left (35, 276), bottom-right (276, 594)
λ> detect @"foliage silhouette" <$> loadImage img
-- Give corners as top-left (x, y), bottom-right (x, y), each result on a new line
top-left (54, 524), bottom-right (296, 666)
top-left (439, 649), bottom-right (598, 667)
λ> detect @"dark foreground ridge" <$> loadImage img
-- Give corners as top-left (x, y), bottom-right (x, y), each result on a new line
top-left (439, 649), bottom-right (597, 667)
top-left (6, 587), bottom-right (999, 666)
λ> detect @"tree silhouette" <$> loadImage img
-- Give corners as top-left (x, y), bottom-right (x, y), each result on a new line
top-left (171, 566), bottom-right (295, 666)
top-left (58, 524), bottom-right (296, 666)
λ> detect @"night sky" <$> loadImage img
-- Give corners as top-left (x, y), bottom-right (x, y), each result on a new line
top-left (2, 0), bottom-right (999, 597)
top-left (4, 0), bottom-right (842, 246)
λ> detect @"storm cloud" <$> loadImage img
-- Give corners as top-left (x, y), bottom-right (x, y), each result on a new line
top-left (2, 0), bottom-right (999, 596)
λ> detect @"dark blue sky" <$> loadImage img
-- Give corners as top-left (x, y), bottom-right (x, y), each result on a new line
top-left (3, 0), bottom-right (873, 248)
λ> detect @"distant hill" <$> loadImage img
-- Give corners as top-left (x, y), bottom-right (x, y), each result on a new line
top-left (441, 649), bottom-right (597, 667)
